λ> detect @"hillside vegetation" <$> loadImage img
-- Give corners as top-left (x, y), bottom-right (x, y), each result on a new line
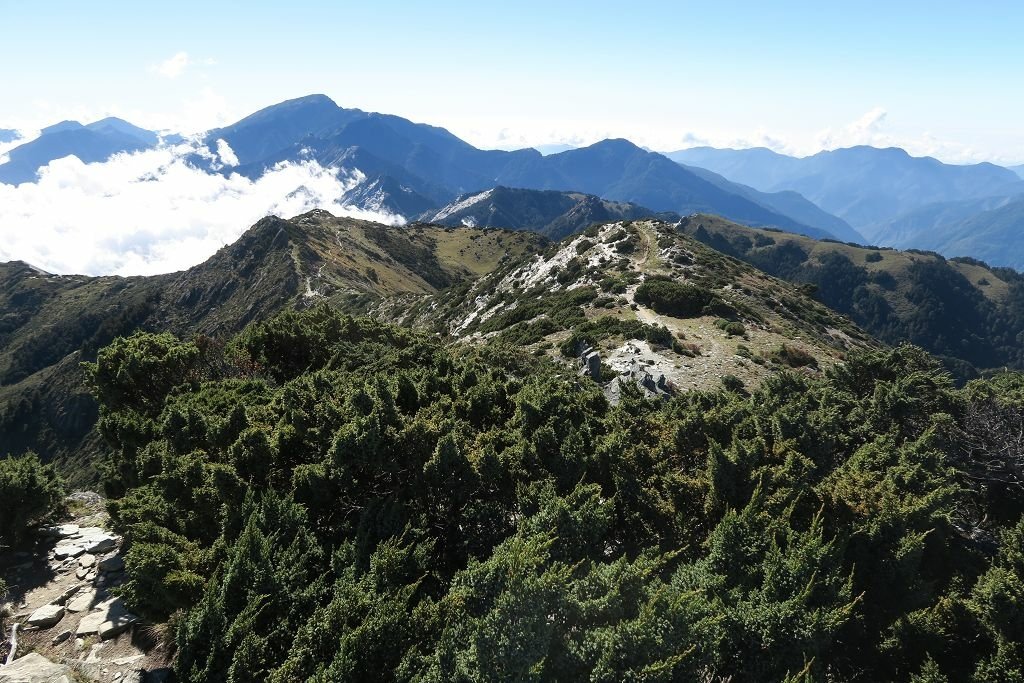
top-left (85, 305), bottom-right (1024, 681)
top-left (679, 214), bottom-right (1024, 379)
top-left (396, 219), bottom-right (874, 396)
top-left (0, 212), bottom-right (539, 478)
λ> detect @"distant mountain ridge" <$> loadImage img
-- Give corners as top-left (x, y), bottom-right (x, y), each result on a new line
top-left (914, 198), bottom-right (1024, 269)
top-left (676, 213), bottom-right (1024, 379)
top-left (668, 145), bottom-right (1023, 238)
top-left (0, 117), bottom-right (161, 184)
top-left (420, 186), bottom-right (681, 239)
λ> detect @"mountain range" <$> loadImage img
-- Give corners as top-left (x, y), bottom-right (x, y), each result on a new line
top-left (0, 95), bottom-right (856, 241)
top-left (4, 94), bottom-right (1024, 266)
top-left (204, 95), bottom-right (855, 240)
top-left (669, 145), bottom-right (1022, 234)
top-left (670, 145), bottom-right (1024, 267)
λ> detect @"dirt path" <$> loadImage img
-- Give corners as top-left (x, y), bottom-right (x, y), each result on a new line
top-left (1, 494), bottom-right (171, 682)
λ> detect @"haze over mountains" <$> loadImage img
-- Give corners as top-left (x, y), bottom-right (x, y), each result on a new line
top-left (3, 93), bottom-right (1024, 269)
top-left (671, 146), bottom-right (1024, 267)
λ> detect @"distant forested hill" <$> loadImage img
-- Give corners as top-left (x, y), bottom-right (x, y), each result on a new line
top-left (679, 214), bottom-right (1024, 379)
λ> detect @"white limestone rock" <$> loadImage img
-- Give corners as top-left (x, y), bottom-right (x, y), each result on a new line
top-left (26, 604), bottom-right (64, 628)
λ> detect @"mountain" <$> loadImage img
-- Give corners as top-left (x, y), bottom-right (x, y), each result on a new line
top-left (493, 139), bottom-right (843, 237)
top-left (420, 186), bottom-right (680, 239)
top-left (204, 95), bottom-right (848, 238)
top-left (83, 117), bottom-right (159, 146)
top-left (0, 211), bottom-right (539, 477)
top-left (0, 117), bottom-right (159, 185)
top-left (676, 213), bottom-right (1024, 377)
top-left (204, 94), bottom-right (366, 167)
top-left (679, 163), bottom-right (864, 242)
top-left (1010, 164), bottom-right (1024, 179)
top-left (342, 173), bottom-right (440, 218)
top-left (9, 218), bottom-right (1024, 681)
top-left (668, 145), bottom-right (1023, 238)
top-left (859, 192), bottom-right (1024, 270)
top-left (917, 198), bottom-right (1024, 269)
top-left (668, 146), bottom-right (800, 188)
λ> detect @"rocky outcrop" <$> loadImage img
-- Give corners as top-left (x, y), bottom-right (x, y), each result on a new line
top-left (52, 529), bottom-right (117, 560)
top-left (0, 652), bottom-right (73, 683)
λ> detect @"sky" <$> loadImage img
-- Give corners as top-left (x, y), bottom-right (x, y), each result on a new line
top-left (1, 1), bottom-right (1022, 276)
top-left (2, 0), bottom-right (1023, 164)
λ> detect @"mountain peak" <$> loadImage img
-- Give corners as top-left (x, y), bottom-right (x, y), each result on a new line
top-left (40, 120), bottom-right (85, 136)
top-left (586, 138), bottom-right (644, 153)
top-left (287, 93), bottom-right (338, 107)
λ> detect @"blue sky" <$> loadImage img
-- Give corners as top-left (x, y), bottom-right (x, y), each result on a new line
top-left (2, 0), bottom-right (1023, 162)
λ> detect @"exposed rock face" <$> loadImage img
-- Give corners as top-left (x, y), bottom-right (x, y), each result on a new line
top-left (52, 528), bottom-right (118, 560)
top-left (96, 555), bottom-right (124, 573)
top-left (82, 534), bottom-right (117, 554)
top-left (582, 351), bottom-right (601, 382)
top-left (0, 652), bottom-right (72, 682)
top-left (51, 546), bottom-right (84, 561)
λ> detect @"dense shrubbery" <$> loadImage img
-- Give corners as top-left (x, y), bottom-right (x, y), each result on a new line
top-left (0, 451), bottom-right (64, 547)
top-left (635, 278), bottom-right (715, 317)
top-left (558, 316), bottom-right (678, 357)
top-left (715, 318), bottom-right (746, 336)
top-left (770, 343), bottom-right (819, 368)
top-left (88, 307), bottom-right (1024, 681)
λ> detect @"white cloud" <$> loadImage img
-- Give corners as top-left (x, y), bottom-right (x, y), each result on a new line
top-left (817, 107), bottom-right (889, 150)
top-left (0, 142), bottom-right (402, 276)
top-left (215, 139), bottom-right (239, 166)
top-left (154, 52), bottom-right (190, 79)
top-left (151, 52), bottom-right (216, 80)
top-left (0, 129), bottom-right (33, 164)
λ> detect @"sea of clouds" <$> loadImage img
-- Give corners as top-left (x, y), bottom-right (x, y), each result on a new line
top-left (0, 140), bottom-right (402, 276)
